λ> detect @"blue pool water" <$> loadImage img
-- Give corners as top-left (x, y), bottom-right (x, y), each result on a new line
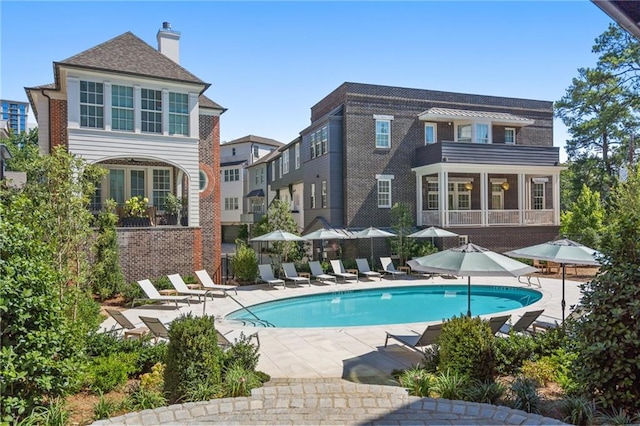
top-left (226, 285), bottom-right (542, 328)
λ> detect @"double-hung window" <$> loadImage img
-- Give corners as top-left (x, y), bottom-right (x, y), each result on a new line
top-left (225, 197), bottom-right (239, 210)
top-left (505, 128), bottom-right (516, 145)
top-left (310, 183), bottom-right (316, 208)
top-left (533, 182), bottom-right (545, 209)
top-left (295, 143), bottom-right (300, 169)
top-left (80, 81), bottom-right (104, 129)
top-left (141, 88), bottom-right (162, 133)
top-left (111, 85), bottom-right (133, 131)
top-left (457, 124), bottom-right (472, 142)
top-left (130, 170), bottom-right (146, 199)
top-left (153, 169), bottom-right (171, 210)
top-left (321, 127), bottom-right (328, 154)
top-left (375, 119), bottom-right (391, 149)
top-left (310, 133), bottom-right (317, 158)
top-left (426, 180), bottom-right (438, 210)
top-left (282, 149), bottom-right (289, 174)
top-left (377, 179), bottom-right (391, 208)
top-left (321, 180), bottom-right (327, 208)
top-left (448, 182), bottom-right (471, 210)
top-left (169, 92), bottom-right (189, 136)
top-left (224, 169), bottom-right (239, 182)
top-left (424, 123), bottom-right (436, 145)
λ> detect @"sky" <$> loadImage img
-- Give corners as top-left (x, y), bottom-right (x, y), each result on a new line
top-left (1, 1), bottom-right (616, 162)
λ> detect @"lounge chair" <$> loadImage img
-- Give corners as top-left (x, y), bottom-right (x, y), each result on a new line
top-left (195, 270), bottom-right (238, 295)
top-left (105, 308), bottom-right (149, 339)
top-left (132, 279), bottom-right (191, 308)
top-left (356, 258), bottom-right (382, 281)
top-left (138, 316), bottom-right (170, 342)
top-left (384, 323), bottom-right (443, 353)
top-left (330, 259), bottom-right (359, 283)
top-left (282, 263), bottom-right (311, 287)
top-left (258, 264), bottom-right (286, 288)
top-left (168, 273), bottom-right (213, 302)
top-left (380, 257), bottom-right (407, 279)
top-left (532, 306), bottom-right (585, 332)
top-left (487, 315), bottom-right (511, 335)
top-left (309, 261), bottom-right (337, 284)
top-left (499, 309), bottom-right (545, 335)
top-left (406, 259), bottom-right (436, 279)
top-left (217, 328), bottom-right (260, 349)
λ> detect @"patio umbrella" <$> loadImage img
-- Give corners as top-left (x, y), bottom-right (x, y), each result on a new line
top-left (353, 226), bottom-right (396, 268)
top-left (303, 228), bottom-right (349, 261)
top-left (251, 230), bottom-right (306, 267)
top-left (408, 226), bottom-right (458, 247)
top-left (412, 243), bottom-right (538, 317)
top-left (504, 238), bottom-right (601, 322)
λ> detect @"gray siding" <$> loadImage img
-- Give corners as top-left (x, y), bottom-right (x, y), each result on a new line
top-left (414, 142), bottom-right (560, 167)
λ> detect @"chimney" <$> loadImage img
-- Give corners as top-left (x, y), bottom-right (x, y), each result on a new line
top-left (157, 21), bottom-right (180, 64)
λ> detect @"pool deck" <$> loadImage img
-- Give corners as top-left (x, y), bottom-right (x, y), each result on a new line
top-left (101, 273), bottom-right (581, 383)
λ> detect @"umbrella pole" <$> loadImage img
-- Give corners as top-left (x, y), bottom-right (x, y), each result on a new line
top-left (561, 263), bottom-right (566, 324)
top-left (467, 276), bottom-right (471, 317)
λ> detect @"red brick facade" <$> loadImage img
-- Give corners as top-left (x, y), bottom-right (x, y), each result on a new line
top-left (50, 99), bottom-right (68, 148)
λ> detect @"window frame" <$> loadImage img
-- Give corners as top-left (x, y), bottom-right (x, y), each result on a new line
top-left (505, 127), bottom-right (516, 145)
top-left (111, 84), bottom-right (133, 131)
top-left (80, 80), bottom-right (104, 129)
top-left (321, 180), bottom-right (327, 208)
top-left (168, 91), bottom-right (189, 136)
top-left (377, 178), bottom-right (391, 208)
top-left (140, 88), bottom-right (162, 134)
top-left (310, 183), bottom-right (316, 209)
top-left (424, 122), bottom-right (437, 145)
top-left (533, 182), bottom-right (545, 210)
top-left (295, 143), bottom-right (300, 169)
top-left (224, 168), bottom-right (240, 182)
top-left (375, 119), bottom-right (391, 149)
top-left (282, 149), bottom-right (289, 174)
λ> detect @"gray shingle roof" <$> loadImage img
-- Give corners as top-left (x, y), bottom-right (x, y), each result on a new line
top-left (56, 32), bottom-right (208, 89)
top-left (199, 94), bottom-right (226, 112)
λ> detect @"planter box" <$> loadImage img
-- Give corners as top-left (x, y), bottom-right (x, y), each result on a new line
top-left (121, 217), bottom-right (151, 227)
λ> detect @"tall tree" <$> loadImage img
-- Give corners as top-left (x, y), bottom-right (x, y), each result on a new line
top-left (389, 203), bottom-right (414, 266)
top-left (2, 128), bottom-right (40, 172)
top-left (559, 184), bottom-right (605, 250)
top-left (253, 199), bottom-right (304, 263)
top-left (574, 167), bottom-right (640, 412)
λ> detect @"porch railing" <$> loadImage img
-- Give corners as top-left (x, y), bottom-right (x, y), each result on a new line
top-left (421, 209), bottom-right (556, 227)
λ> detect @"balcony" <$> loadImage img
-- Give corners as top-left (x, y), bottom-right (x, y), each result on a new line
top-left (241, 212), bottom-right (264, 224)
top-left (413, 142), bottom-right (559, 168)
top-left (421, 209), bottom-right (556, 227)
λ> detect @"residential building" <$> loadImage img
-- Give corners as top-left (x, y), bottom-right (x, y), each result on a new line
top-left (301, 82), bottom-right (562, 254)
top-left (25, 23), bottom-right (225, 281)
top-left (0, 99), bottom-right (30, 135)
top-left (243, 148), bottom-right (280, 232)
top-left (268, 137), bottom-right (305, 231)
top-left (220, 135), bottom-right (282, 241)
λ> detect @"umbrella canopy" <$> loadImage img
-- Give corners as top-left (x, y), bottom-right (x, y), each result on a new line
top-left (251, 230), bottom-right (306, 242)
top-left (353, 227), bottom-right (396, 267)
top-left (412, 243), bottom-right (538, 316)
top-left (408, 226), bottom-right (458, 239)
top-left (302, 228), bottom-right (349, 240)
top-left (504, 238), bottom-right (601, 322)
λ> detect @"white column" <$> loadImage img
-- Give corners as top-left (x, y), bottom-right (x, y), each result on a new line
top-left (189, 92), bottom-right (199, 138)
top-left (66, 77), bottom-right (80, 129)
top-left (104, 82), bottom-right (112, 132)
top-left (439, 170), bottom-right (448, 227)
top-left (518, 173), bottom-right (525, 225)
top-left (162, 89), bottom-right (170, 136)
top-left (480, 172), bottom-right (487, 226)
top-left (416, 173), bottom-right (423, 226)
top-left (552, 173), bottom-right (560, 225)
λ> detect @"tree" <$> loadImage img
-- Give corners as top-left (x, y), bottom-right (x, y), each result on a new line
top-left (2, 128), bottom-right (40, 172)
top-left (0, 192), bottom-right (81, 422)
top-left (574, 167), bottom-right (640, 412)
top-left (90, 199), bottom-right (125, 301)
top-left (253, 199), bottom-right (305, 264)
top-left (389, 203), bottom-right (414, 266)
top-left (559, 184), bottom-right (605, 250)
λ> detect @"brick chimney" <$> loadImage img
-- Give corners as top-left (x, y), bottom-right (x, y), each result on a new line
top-left (157, 22), bottom-right (180, 64)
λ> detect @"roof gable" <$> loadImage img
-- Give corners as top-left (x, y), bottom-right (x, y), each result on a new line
top-left (56, 32), bottom-right (208, 88)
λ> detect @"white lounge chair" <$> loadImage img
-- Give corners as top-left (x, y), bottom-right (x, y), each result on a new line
top-left (258, 264), bottom-right (286, 288)
top-left (309, 261), bottom-right (337, 284)
top-left (499, 310), bottom-right (545, 335)
top-left (380, 257), bottom-right (407, 279)
top-left (132, 279), bottom-right (191, 308)
top-left (356, 258), bottom-right (382, 281)
top-left (282, 263), bottom-right (311, 287)
top-left (406, 259), bottom-right (437, 279)
top-left (195, 269), bottom-right (238, 295)
top-left (105, 308), bottom-right (149, 339)
top-left (330, 259), bottom-right (359, 283)
top-left (385, 323), bottom-right (443, 353)
top-left (168, 273), bottom-right (213, 302)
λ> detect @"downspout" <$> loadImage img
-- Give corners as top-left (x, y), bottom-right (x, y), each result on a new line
top-left (40, 88), bottom-right (53, 153)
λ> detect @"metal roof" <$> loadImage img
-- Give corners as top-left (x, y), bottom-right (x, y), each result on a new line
top-left (418, 107), bottom-right (535, 126)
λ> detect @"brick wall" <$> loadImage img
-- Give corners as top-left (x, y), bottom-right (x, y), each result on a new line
top-left (50, 99), bottom-right (68, 149)
top-left (199, 114), bottom-right (222, 282)
top-left (441, 226), bottom-right (560, 253)
top-left (117, 227), bottom-right (198, 282)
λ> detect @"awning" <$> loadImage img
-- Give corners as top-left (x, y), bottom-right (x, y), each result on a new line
top-left (245, 189), bottom-right (265, 198)
top-left (418, 107), bottom-right (535, 126)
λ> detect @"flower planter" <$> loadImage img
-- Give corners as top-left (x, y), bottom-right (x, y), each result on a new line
top-left (165, 214), bottom-right (178, 226)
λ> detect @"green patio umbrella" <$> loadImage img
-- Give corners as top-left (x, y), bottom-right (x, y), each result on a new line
top-left (504, 238), bottom-right (601, 322)
top-left (412, 243), bottom-right (538, 317)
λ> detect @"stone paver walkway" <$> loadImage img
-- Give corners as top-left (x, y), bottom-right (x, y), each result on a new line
top-left (93, 378), bottom-right (567, 425)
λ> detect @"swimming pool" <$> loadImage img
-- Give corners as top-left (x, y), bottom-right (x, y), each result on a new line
top-left (225, 285), bottom-right (542, 328)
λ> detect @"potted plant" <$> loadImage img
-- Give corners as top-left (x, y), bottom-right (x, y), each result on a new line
top-left (122, 196), bottom-right (150, 227)
top-left (164, 193), bottom-right (181, 225)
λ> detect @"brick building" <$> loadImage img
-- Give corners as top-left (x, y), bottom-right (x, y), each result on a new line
top-left (25, 23), bottom-right (224, 282)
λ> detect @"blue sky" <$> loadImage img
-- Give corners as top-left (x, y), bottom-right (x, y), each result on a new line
top-left (1, 1), bottom-right (615, 162)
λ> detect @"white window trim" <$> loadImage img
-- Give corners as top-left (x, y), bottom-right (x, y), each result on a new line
top-left (377, 177), bottom-right (392, 208)
top-left (321, 180), bottom-right (327, 208)
top-left (425, 177), bottom-right (439, 210)
top-left (375, 119), bottom-right (391, 149)
top-left (282, 149), bottom-right (290, 174)
top-left (102, 165), bottom-right (172, 208)
top-left (295, 143), bottom-right (300, 169)
top-left (454, 122), bottom-right (492, 144)
top-left (310, 183), bottom-right (316, 209)
top-left (505, 127), bottom-right (516, 145)
top-left (424, 122), bottom-right (437, 145)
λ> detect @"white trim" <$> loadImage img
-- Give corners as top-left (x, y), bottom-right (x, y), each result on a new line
top-left (532, 177), bottom-right (549, 183)
top-left (424, 122), bottom-right (437, 145)
top-left (505, 127), bottom-right (516, 145)
top-left (373, 114), bottom-right (394, 120)
top-left (377, 178), bottom-right (392, 208)
top-left (375, 174), bottom-right (395, 180)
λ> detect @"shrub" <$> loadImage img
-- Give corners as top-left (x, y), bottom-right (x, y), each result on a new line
top-left (140, 363), bottom-right (165, 393)
top-left (88, 353), bottom-right (136, 393)
top-left (421, 344), bottom-right (440, 372)
top-left (183, 381), bottom-right (224, 402)
top-left (551, 348), bottom-right (580, 395)
top-left (222, 332), bottom-right (260, 372)
top-left (595, 407), bottom-right (640, 425)
top-left (398, 366), bottom-right (433, 397)
top-left (120, 281), bottom-right (143, 304)
top-left (17, 399), bottom-right (69, 426)
top-left (223, 364), bottom-right (263, 397)
top-left (493, 332), bottom-right (538, 375)
top-left (163, 314), bottom-right (224, 404)
top-left (93, 393), bottom-right (119, 421)
top-left (122, 382), bottom-right (167, 411)
top-left (521, 357), bottom-right (556, 386)
top-left (90, 199), bottom-right (125, 301)
top-left (232, 240), bottom-right (259, 282)
top-left (560, 396), bottom-right (596, 426)
top-left (509, 376), bottom-right (540, 414)
top-left (437, 315), bottom-right (496, 382)
top-left (431, 369), bottom-right (472, 400)
top-left (84, 331), bottom-right (166, 376)
top-left (466, 381), bottom-right (505, 404)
